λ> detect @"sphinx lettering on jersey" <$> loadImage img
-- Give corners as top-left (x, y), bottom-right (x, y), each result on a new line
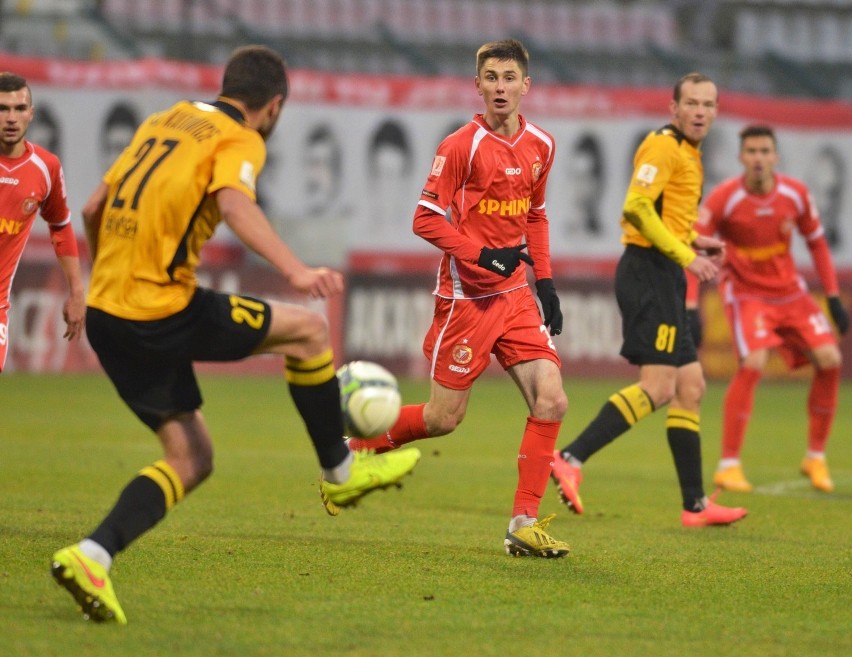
top-left (0, 218), bottom-right (26, 235)
top-left (477, 196), bottom-right (531, 217)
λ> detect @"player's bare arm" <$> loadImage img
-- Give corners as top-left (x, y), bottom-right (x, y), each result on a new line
top-left (81, 182), bottom-right (109, 261)
top-left (57, 254), bottom-right (86, 340)
top-left (217, 187), bottom-right (343, 298)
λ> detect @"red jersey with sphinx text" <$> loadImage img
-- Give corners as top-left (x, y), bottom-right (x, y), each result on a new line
top-left (0, 140), bottom-right (71, 309)
top-left (416, 114), bottom-right (554, 299)
top-left (697, 173), bottom-right (827, 300)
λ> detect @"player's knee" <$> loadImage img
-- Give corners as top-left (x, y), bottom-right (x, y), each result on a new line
top-left (815, 347), bottom-right (842, 370)
top-left (300, 312), bottom-right (331, 348)
top-left (179, 452), bottom-right (213, 492)
top-left (533, 388), bottom-right (568, 421)
top-left (266, 306), bottom-right (330, 354)
top-left (673, 378), bottom-right (705, 409)
top-left (195, 455), bottom-right (214, 484)
top-left (424, 407), bottom-right (464, 436)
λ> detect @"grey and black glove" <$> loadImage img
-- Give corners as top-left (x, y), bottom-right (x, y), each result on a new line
top-left (477, 244), bottom-right (534, 278)
top-left (535, 278), bottom-right (563, 336)
top-left (828, 296), bottom-right (849, 335)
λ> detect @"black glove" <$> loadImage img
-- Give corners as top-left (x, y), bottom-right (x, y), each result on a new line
top-left (477, 244), bottom-right (534, 278)
top-left (686, 307), bottom-right (703, 348)
top-left (535, 278), bottom-right (563, 336)
top-left (828, 296), bottom-right (849, 335)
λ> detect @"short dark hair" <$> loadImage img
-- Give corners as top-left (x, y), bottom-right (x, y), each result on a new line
top-left (0, 72), bottom-right (29, 98)
top-left (306, 124), bottom-right (342, 175)
top-left (673, 72), bottom-right (715, 102)
top-left (221, 45), bottom-right (288, 110)
top-left (739, 124), bottom-right (776, 146)
top-left (368, 119), bottom-right (411, 175)
top-left (104, 102), bottom-right (139, 131)
top-left (476, 39), bottom-right (529, 77)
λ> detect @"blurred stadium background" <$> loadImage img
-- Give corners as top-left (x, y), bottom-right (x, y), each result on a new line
top-left (1, 0), bottom-right (850, 378)
top-left (3, 0), bottom-right (852, 98)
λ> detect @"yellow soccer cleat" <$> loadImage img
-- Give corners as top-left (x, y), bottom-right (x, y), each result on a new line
top-left (320, 447), bottom-right (421, 516)
top-left (51, 545), bottom-right (127, 624)
top-left (504, 514), bottom-right (571, 559)
top-left (713, 463), bottom-right (753, 493)
top-left (800, 457), bottom-right (834, 493)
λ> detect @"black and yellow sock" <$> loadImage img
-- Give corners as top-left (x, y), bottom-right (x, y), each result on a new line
top-left (88, 459), bottom-right (185, 556)
top-left (286, 349), bottom-right (348, 469)
top-left (666, 408), bottom-right (705, 511)
top-left (562, 384), bottom-right (654, 462)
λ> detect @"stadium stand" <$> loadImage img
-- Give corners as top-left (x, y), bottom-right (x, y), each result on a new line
top-left (0, 0), bottom-right (850, 98)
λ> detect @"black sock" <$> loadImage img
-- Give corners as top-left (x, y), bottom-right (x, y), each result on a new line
top-left (561, 384), bottom-right (655, 462)
top-left (666, 410), bottom-right (705, 511)
top-left (561, 401), bottom-right (631, 462)
top-left (88, 460), bottom-right (184, 556)
top-left (285, 350), bottom-right (349, 469)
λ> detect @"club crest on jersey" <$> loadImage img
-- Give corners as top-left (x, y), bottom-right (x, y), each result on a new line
top-left (430, 155), bottom-right (446, 177)
top-left (22, 197), bottom-right (39, 215)
top-left (531, 161), bottom-right (543, 183)
top-left (452, 344), bottom-right (473, 365)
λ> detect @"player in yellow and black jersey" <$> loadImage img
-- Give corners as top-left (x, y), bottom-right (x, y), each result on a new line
top-left (551, 73), bottom-right (749, 527)
top-left (50, 45), bottom-right (421, 625)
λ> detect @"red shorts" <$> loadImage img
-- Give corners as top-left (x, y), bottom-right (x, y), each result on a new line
top-left (423, 286), bottom-right (561, 390)
top-left (724, 288), bottom-right (837, 369)
top-left (0, 308), bottom-right (8, 372)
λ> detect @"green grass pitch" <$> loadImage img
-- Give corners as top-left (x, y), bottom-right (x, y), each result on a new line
top-left (1, 373), bottom-right (850, 657)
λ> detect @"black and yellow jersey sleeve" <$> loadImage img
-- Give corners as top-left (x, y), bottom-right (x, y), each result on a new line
top-left (620, 125), bottom-right (702, 254)
top-left (87, 99), bottom-right (266, 320)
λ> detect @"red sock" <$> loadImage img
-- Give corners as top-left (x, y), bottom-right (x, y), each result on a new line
top-left (350, 403), bottom-right (428, 453)
top-left (808, 367), bottom-right (839, 453)
top-left (512, 416), bottom-right (561, 518)
top-left (721, 367), bottom-right (761, 459)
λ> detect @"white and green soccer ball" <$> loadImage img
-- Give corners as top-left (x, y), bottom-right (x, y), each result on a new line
top-left (337, 360), bottom-right (402, 438)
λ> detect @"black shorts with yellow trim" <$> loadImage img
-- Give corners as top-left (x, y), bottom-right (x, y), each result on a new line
top-left (615, 244), bottom-right (697, 367)
top-left (86, 287), bottom-right (271, 431)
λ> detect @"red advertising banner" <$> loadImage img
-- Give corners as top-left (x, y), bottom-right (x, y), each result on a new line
top-left (3, 53), bottom-right (851, 127)
top-left (343, 251), bottom-right (852, 381)
top-left (7, 240), bottom-right (851, 379)
top-left (4, 238), bottom-right (343, 375)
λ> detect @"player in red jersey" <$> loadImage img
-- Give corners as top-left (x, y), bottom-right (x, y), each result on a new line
top-left (349, 39), bottom-right (570, 558)
top-left (0, 72), bottom-right (85, 372)
top-left (689, 125), bottom-right (848, 493)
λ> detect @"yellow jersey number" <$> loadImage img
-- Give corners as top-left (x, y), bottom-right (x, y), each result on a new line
top-left (655, 324), bottom-right (677, 353)
top-left (230, 295), bottom-right (265, 330)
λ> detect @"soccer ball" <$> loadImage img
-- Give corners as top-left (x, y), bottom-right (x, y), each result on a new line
top-left (337, 360), bottom-right (402, 438)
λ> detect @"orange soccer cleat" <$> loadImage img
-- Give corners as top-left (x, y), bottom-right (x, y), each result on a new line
top-left (551, 450), bottom-right (584, 515)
